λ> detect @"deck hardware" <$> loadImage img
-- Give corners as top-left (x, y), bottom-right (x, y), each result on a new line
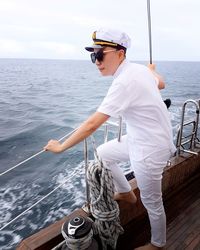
top-left (176, 99), bottom-right (200, 156)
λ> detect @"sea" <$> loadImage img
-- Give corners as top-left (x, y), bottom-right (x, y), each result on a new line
top-left (0, 59), bottom-right (200, 249)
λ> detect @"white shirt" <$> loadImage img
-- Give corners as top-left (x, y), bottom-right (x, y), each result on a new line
top-left (98, 59), bottom-right (176, 160)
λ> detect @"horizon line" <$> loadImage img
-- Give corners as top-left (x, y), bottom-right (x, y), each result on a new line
top-left (0, 57), bottom-right (200, 63)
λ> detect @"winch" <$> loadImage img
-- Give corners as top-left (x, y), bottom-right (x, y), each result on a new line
top-left (61, 216), bottom-right (98, 250)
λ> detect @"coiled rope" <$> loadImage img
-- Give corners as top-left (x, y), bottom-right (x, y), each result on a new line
top-left (86, 157), bottom-right (124, 249)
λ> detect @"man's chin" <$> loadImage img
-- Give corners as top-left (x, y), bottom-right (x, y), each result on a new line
top-left (99, 69), bottom-right (109, 76)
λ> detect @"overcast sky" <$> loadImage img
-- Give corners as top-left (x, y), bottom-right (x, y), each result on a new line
top-left (0, 0), bottom-right (200, 61)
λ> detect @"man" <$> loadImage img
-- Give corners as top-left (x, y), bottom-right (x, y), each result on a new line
top-left (44, 28), bottom-right (176, 250)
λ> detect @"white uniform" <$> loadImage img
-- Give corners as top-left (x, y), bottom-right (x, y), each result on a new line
top-left (97, 59), bottom-right (176, 247)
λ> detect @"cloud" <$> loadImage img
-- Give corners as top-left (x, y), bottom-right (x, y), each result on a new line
top-left (0, 39), bottom-right (24, 56)
top-left (0, 39), bottom-right (79, 59)
top-left (32, 41), bottom-right (77, 57)
top-left (0, 0), bottom-right (200, 60)
top-left (0, 0), bottom-right (18, 11)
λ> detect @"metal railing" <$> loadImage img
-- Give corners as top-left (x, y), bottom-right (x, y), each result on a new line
top-left (0, 118), bottom-right (123, 231)
top-left (83, 116), bottom-right (123, 212)
top-left (176, 99), bottom-right (200, 156)
top-left (103, 117), bottom-right (123, 143)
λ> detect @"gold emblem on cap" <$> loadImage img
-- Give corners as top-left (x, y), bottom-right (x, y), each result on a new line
top-left (92, 31), bottom-right (96, 40)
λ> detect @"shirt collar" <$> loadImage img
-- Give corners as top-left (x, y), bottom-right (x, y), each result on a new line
top-left (113, 59), bottom-right (129, 79)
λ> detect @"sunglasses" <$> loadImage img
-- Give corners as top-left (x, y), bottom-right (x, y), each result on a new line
top-left (90, 49), bottom-right (117, 63)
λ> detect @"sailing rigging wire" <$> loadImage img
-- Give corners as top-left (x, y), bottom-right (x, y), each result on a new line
top-left (147, 0), bottom-right (153, 64)
top-left (0, 128), bottom-right (78, 177)
top-left (0, 119), bottom-right (119, 178)
top-left (0, 168), bottom-right (80, 231)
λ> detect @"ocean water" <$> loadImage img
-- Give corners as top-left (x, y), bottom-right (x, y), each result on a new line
top-left (0, 59), bottom-right (199, 249)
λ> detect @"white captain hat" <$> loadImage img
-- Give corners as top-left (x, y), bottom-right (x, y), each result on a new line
top-left (85, 28), bottom-right (131, 52)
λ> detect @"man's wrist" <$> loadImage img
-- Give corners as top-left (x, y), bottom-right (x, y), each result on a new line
top-left (60, 143), bottom-right (67, 153)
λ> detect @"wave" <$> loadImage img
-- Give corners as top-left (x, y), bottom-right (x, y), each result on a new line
top-left (0, 161), bottom-right (86, 249)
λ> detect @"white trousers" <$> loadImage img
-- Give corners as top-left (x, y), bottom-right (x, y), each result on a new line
top-left (97, 135), bottom-right (172, 247)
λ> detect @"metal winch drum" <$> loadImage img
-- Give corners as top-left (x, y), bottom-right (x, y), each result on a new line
top-left (61, 216), bottom-right (98, 250)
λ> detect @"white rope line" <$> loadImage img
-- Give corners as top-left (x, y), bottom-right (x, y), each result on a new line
top-left (0, 168), bottom-right (79, 231)
top-left (0, 150), bottom-right (44, 177)
top-left (51, 240), bottom-right (66, 250)
top-left (0, 128), bottom-right (78, 177)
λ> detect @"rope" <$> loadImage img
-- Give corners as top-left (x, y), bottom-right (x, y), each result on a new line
top-left (0, 168), bottom-right (79, 231)
top-left (86, 158), bottom-right (124, 249)
top-left (51, 240), bottom-right (66, 250)
top-left (147, 0), bottom-right (153, 64)
top-left (0, 150), bottom-right (44, 177)
top-left (0, 128), bottom-right (78, 177)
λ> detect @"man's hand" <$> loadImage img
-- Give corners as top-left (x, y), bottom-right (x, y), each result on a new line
top-left (147, 63), bottom-right (156, 71)
top-left (147, 63), bottom-right (165, 90)
top-left (44, 140), bottom-right (63, 153)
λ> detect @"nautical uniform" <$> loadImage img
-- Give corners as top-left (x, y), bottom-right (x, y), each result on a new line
top-left (97, 59), bottom-right (176, 247)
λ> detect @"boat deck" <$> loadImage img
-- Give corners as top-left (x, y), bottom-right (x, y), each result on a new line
top-left (117, 171), bottom-right (200, 250)
top-left (165, 173), bottom-right (200, 249)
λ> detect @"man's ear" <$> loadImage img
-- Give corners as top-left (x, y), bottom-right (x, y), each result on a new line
top-left (119, 49), bottom-right (125, 59)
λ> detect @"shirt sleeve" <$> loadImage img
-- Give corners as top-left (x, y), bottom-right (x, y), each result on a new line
top-left (154, 76), bottom-right (159, 86)
top-left (97, 80), bottom-right (133, 117)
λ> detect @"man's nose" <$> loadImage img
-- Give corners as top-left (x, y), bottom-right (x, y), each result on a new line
top-left (95, 59), bottom-right (101, 65)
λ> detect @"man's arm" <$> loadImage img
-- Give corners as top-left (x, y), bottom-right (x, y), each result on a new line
top-left (44, 112), bottom-right (110, 153)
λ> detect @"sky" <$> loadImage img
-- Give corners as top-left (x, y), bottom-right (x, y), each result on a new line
top-left (0, 0), bottom-right (200, 61)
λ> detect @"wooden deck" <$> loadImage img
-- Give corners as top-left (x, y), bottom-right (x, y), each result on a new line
top-left (165, 173), bottom-right (200, 250)
top-left (116, 171), bottom-right (200, 250)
